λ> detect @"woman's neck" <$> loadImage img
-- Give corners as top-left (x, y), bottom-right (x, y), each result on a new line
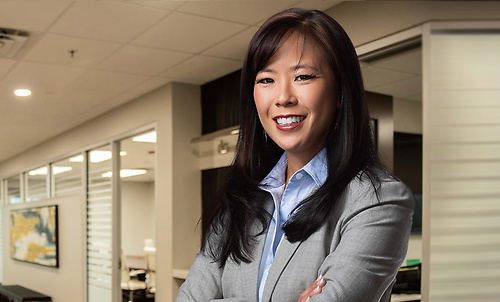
top-left (285, 149), bottom-right (321, 184)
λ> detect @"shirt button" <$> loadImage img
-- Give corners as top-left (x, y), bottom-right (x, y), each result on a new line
top-left (296, 173), bottom-right (303, 180)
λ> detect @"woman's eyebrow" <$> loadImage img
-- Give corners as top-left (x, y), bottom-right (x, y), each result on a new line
top-left (291, 64), bottom-right (320, 72)
top-left (257, 68), bottom-right (274, 74)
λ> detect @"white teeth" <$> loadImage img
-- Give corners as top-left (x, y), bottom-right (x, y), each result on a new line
top-left (276, 116), bottom-right (305, 126)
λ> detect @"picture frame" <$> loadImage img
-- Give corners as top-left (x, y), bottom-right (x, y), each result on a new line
top-left (10, 205), bottom-right (59, 268)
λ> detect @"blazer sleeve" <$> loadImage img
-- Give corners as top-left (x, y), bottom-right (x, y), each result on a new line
top-left (175, 249), bottom-right (223, 302)
top-left (312, 177), bottom-right (415, 302)
top-left (176, 249), bottom-right (254, 302)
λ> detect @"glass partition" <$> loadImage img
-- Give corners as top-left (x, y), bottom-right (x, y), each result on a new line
top-left (6, 174), bottom-right (21, 204)
top-left (87, 145), bottom-right (113, 301)
top-left (26, 166), bottom-right (48, 202)
top-left (52, 154), bottom-right (83, 197)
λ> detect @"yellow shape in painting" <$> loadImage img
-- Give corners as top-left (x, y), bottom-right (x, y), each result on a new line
top-left (25, 242), bottom-right (55, 262)
top-left (10, 212), bottom-right (39, 254)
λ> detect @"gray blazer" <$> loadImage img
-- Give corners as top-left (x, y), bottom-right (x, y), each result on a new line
top-left (176, 172), bottom-right (414, 302)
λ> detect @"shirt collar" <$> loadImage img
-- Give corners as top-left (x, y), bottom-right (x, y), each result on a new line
top-left (260, 148), bottom-right (328, 189)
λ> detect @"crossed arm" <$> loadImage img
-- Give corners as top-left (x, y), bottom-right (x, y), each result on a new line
top-left (176, 181), bottom-right (414, 302)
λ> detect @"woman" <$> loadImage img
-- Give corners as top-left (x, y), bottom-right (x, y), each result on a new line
top-left (176, 8), bottom-right (414, 302)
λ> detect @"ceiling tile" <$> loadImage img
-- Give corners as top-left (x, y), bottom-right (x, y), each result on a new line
top-left (23, 34), bottom-right (122, 68)
top-left (74, 92), bottom-right (141, 126)
top-left (0, 2), bottom-right (71, 32)
top-left (0, 58), bottom-right (17, 79)
top-left (3, 61), bottom-right (86, 92)
top-left (292, 0), bottom-right (343, 11)
top-left (203, 26), bottom-right (258, 60)
top-left (125, 0), bottom-right (185, 11)
top-left (49, 1), bottom-right (169, 43)
top-left (126, 77), bottom-right (173, 98)
top-left (161, 55), bottom-right (242, 84)
top-left (361, 65), bottom-right (414, 90)
top-left (178, 1), bottom-right (296, 25)
top-left (375, 75), bottom-right (422, 101)
top-left (132, 12), bottom-right (248, 53)
top-left (372, 47), bottom-right (422, 75)
top-left (97, 46), bottom-right (191, 75)
top-left (52, 87), bottom-right (118, 115)
top-left (68, 70), bottom-right (149, 97)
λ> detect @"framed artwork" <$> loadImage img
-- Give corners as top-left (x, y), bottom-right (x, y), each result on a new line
top-left (10, 205), bottom-right (59, 267)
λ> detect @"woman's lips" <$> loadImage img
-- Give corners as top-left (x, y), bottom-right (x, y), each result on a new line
top-left (274, 115), bottom-right (306, 130)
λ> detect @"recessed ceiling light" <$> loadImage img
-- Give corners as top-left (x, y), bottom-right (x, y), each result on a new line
top-left (14, 89), bottom-right (31, 97)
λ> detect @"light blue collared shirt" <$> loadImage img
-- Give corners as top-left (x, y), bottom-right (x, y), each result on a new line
top-left (257, 149), bottom-right (328, 301)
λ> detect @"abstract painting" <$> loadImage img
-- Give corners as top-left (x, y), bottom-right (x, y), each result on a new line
top-left (10, 205), bottom-right (58, 267)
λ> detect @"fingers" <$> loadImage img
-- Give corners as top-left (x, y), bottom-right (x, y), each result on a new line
top-left (298, 275), bottom-right (326, 302)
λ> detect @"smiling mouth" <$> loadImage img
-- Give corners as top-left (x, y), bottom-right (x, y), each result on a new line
top-left (275, 116), bottom-right (306, 126)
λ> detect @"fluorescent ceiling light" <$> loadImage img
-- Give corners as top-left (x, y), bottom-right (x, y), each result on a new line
top-left (69, 155), bottom-right (83, 163)
top-left (29, 166), bottom-right (72, 176)
top-left (28, 167), bottom-right (48, 176)
top-left (69, 151), bottom-right (126, 163)
top-left (14, 89), bottom-right (31, 97)
top-left (53, 166), bottom-right (72, 175)
top-left (132, 131), bottom-right (156, 143)
top-left (90, 150), bottom-right (113, 163)
top-left (102, 169), bottom-right (147, 178)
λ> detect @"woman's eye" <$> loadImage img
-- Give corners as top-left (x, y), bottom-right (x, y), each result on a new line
top-left (256, 78), bottom-right (274, 84)
top-left (296, 74), bottom-right (316, 81)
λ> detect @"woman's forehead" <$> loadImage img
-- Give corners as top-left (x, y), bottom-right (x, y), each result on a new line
top-left (266, 32), bottom-right (327, 67)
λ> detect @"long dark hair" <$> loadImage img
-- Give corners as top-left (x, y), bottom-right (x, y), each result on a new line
top-left (203, 8), bottom-right (385, 266)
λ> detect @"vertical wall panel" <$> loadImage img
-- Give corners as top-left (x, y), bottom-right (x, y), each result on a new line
top-left (426, 28), bottom-right (500, 301)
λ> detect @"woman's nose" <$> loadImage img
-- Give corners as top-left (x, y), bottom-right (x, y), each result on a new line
top-left (275, 82), bottom-right (298, 107)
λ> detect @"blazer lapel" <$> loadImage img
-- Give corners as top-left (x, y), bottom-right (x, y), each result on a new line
top-left (261, 238), bottom-right (302, 302)
top-left (238, 195), bottom-right (274, 299)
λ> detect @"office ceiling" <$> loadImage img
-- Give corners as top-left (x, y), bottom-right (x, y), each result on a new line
top-left (360, 46), bottom-right (422, 104)
top-left (0, 0), bottom-right (421, 167)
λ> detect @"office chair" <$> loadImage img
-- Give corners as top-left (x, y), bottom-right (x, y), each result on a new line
top-left (121, 254), bottom-right (147, 302)
top-left (144, 247), bottom-right (156, 294)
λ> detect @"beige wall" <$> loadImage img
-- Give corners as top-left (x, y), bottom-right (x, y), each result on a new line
top-left (2, 195), bottom-right (84, 301)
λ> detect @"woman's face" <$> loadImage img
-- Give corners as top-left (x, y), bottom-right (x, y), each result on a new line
top-left (253, 33), bottom-right (337, 163)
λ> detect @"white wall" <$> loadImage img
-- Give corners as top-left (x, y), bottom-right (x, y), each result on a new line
top-left (2, 195), bottom-right (84, 301)
top-left (121, 181), bottom-right (155, 256)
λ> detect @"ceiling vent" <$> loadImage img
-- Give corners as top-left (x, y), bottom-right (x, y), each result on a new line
top-left (0, 27), bottom-right (29, 58)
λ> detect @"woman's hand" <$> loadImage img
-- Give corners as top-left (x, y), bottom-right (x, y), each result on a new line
top-left (298, 275), bottom-right (326, 302)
